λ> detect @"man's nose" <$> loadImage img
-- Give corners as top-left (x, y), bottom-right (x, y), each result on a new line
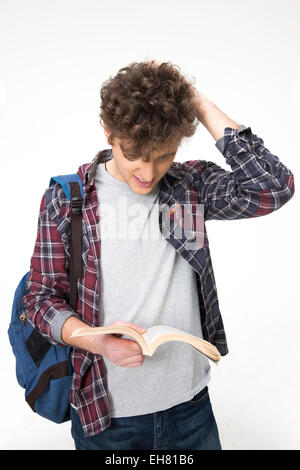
top-left (139, 162), bottom-right (155, 180)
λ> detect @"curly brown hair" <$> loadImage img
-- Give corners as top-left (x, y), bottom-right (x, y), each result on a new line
top-left (99, 60), bottom-right (199, 161)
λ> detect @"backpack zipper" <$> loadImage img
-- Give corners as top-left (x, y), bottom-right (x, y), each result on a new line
top-left (20, 312), bottom-right (26, 325)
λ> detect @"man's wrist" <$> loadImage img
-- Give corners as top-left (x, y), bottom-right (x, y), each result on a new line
top-left (62, 316), bottom-right (93, 351)
top-left (193, 89), bottom-right (211, 122)
top-left (61, 316), bottom-right (107, 356)
top-left (51, 310), bottom-right (80, 345)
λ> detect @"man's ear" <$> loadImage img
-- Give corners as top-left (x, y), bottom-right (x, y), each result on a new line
top-left (103, 124), bottom-right (111, 144)
top-left (104, 125), bottom-right (110, 138)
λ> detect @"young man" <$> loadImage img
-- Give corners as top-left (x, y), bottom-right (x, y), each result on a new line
top-left (23, 61), bottom-right (294, 450)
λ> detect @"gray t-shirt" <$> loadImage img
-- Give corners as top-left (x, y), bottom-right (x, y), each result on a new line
top-left (94, 162), bottom-right (210, 417)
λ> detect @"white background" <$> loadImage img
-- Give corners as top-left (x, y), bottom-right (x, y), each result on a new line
top-left (1, 0), bottom-right (299, 450)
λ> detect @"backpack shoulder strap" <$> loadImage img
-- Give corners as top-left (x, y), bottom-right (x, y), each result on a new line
top-left (49, 174), bottom-right (84, 201)
top-left (49, 174), bottom-right (84, 312)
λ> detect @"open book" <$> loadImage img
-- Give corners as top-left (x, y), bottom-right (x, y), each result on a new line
top-left (71, 324), bottom-right (221, 362)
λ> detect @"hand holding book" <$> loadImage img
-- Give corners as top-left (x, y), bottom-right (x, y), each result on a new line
top-left (71, 320), bottom-right (221, 363)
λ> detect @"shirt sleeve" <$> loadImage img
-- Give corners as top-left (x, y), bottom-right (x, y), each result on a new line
top-left (193, 125), bottom-right (295, 221)
top-left (215, 124), bottom-right (248, 153)
top-left (22, 189), bottom-right (79, 346)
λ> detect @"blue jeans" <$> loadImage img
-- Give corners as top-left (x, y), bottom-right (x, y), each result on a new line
top-left (70, 386), bottom-right (222, 450)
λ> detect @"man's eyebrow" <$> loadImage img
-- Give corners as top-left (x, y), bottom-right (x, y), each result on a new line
top-left (120, 143), bottom-right (176, 158)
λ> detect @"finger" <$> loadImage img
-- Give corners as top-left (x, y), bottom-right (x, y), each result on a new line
top-left (119, 351), bottom-right (144, 363)
top-left (126, 363), bottom-right (143, 368)
top-left (122, 360), bottom-right (144, 367)
top-left (127, 324), bottom-right (147, 334)
top-left (115, 337), bottom-right (143, 353)
top-left (112, 320), bottom-right (147, 334)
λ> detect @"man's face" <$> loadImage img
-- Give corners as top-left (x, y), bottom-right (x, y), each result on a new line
top-left (104, 128), bottom-right (179, 194)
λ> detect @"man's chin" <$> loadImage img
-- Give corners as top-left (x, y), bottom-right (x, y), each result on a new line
top-left (129, 184), bottom-right (154, 195)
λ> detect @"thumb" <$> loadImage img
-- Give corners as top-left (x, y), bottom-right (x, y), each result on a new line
top-left (112, 320), bottom-right (147, 334)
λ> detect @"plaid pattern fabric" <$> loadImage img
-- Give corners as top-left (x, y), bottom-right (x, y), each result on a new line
top-left (23, 125), bottom-right (294, 437)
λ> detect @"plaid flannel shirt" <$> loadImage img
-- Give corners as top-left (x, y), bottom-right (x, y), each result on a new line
top-left (23, 125), bottom-right (295, 437)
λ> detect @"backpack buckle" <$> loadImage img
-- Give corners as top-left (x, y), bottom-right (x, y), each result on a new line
top-left (71, 197), bottom-right (82, 215)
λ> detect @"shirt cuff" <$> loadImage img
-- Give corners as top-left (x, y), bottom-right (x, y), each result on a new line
top-left (215, 124), bottom-right (247, 154)
top-left (50, 310), bottom-right (80, 345)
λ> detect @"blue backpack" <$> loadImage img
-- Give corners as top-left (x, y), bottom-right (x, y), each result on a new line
top-left (8, 174), bottom-right (84, 424)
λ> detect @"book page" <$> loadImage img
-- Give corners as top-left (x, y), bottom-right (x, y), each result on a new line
top-left (142, 325), bottom-right (200, 345)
